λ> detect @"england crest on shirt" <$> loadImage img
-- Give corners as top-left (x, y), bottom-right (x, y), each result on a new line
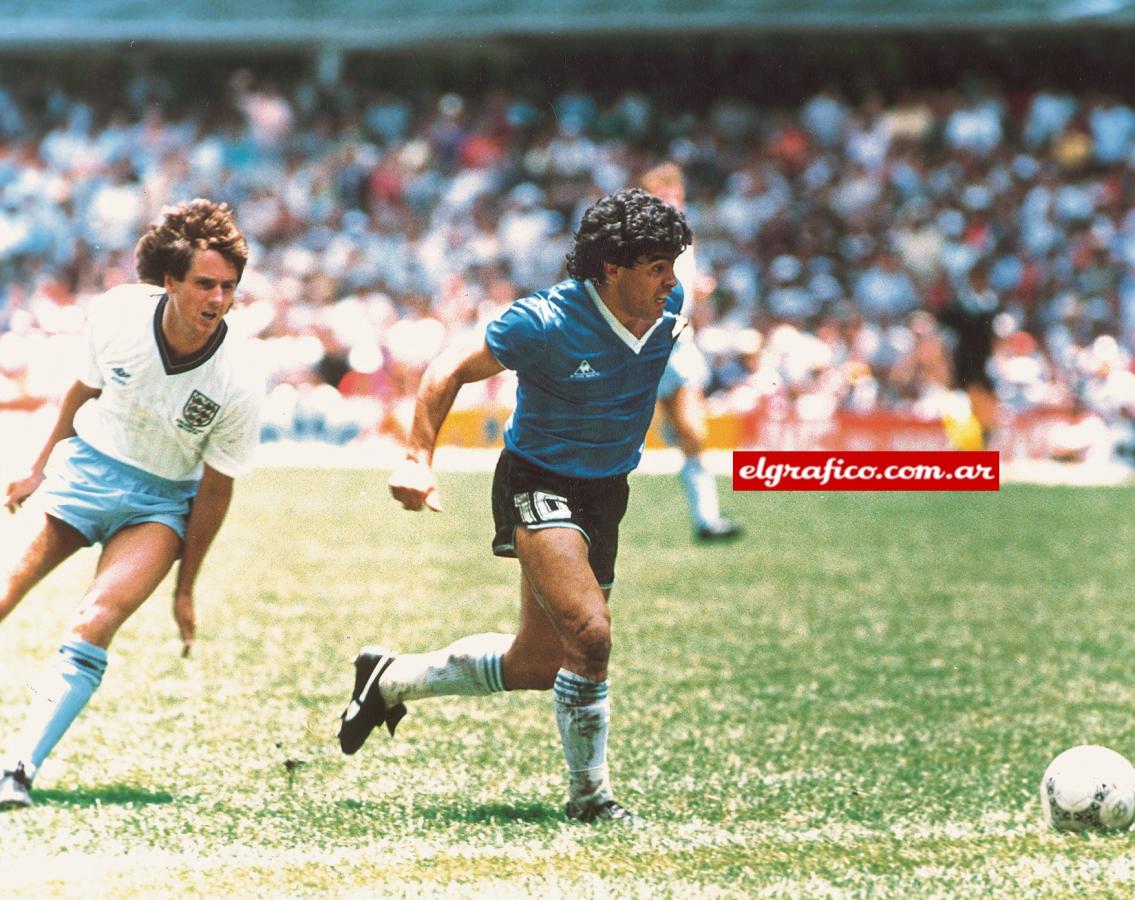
top-left (178, 389), bottom-right (220, 432)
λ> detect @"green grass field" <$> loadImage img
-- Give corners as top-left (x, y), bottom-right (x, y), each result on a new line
top-left (3, 469), bottom-right (1135, 897)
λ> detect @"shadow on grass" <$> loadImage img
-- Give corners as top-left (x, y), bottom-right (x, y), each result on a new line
top-left (335, 798), bottom-right (559, 824)
top-left (423, 801), bottom-right (560, 825)
top-left (34, 785), bottom-right (176, 807)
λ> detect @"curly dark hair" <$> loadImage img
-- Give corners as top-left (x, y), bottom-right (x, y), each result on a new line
top-left (565, 188), bottom-right (692, 283)
top-left (134, 198), bottom-right (249, 286)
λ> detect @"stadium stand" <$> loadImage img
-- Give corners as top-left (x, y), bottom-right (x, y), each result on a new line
top-left (3, 6), bottom-right (1135, 466)
top-left (6, 1), bottom-right (1135, 46)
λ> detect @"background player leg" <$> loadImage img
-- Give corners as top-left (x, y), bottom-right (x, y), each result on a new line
top-left (662, 384), bottom-right (742, 543)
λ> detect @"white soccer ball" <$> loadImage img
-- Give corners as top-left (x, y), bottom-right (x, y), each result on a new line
top-left (1040, 744), bottom-right (1135, 832)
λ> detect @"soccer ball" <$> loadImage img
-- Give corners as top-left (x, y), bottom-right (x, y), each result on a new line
top-left (1040, 744), bottom-right (1135, 832)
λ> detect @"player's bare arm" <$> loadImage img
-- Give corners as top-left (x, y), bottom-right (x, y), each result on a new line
top-left (5, 381), bottom-right (101, 513)
top-left (173, 464), bottom-right (234, 651)
top-left (389, 340), bottom-right (504, 512)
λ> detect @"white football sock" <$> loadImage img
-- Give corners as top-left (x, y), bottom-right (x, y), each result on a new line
top-left (553, 668), bottom-right (612, 807)
top-left (680, 456), bottom-right (721, 527)
top-left (378, 632), bottom-right (513, 705)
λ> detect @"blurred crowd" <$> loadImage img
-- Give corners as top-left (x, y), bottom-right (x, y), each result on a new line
top-left (2, 66), bottom-right (1135, 456)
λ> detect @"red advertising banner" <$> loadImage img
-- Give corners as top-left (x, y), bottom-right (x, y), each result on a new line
top-left (733, 451), bottom-right (1000, 491)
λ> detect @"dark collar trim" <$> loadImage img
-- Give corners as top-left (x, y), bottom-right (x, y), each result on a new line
top-left (153, 294), bottom-right (228, 375)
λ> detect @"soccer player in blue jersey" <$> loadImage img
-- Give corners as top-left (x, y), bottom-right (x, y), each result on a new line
top-left (0, 200), bottom-right (261, 810)
top-left (339, 188), bottom-right (692, 825)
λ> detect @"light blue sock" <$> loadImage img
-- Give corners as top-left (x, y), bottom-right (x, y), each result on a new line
top-left (553, 669), bottom-right (612, 806)
top-left (680, 456), bottom-right (721, 528)
top-left (4, 639), bottom-right (108, 780)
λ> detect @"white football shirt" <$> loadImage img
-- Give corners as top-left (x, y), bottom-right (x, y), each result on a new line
top-left (73, 283), bottom-right (263, 481)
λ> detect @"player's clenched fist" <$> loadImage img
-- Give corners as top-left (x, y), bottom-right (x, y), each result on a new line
top-left (4, 472), bottom-right (44, 513)
top-left (388, 457), bottom-right (443, 512)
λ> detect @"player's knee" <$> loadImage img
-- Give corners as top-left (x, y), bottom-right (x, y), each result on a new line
top-left (565, 614), bottom-right (611, 670)
top-left (69, 596), bottom-right (125, 648)
top-left (681, 432), bottom-right (706, 457)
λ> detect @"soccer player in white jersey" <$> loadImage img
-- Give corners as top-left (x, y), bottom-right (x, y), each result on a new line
top-left (0, 199), bottom-right (262, 810)
top-left (642, 163), bottom-right (742, 542)
top-left (339, 189), bottom-right (692, 825)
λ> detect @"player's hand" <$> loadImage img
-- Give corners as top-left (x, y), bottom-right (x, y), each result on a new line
top-left (174, 591), bottom-right (196, 658)
top-left (388, 457), bottom-right (443, 512)
top-left (4, 472), bottom-right (44, 513)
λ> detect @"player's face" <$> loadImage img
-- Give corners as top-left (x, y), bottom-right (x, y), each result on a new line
top-left (608, 254), bottom-right (679, 325)
top-left (163, 249), bottom-right (240, 347)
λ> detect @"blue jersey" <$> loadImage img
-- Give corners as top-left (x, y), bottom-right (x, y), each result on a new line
top-left (486, 278), bottom-right (685, 478)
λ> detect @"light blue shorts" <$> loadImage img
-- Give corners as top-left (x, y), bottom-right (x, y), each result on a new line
top-left (657, 339), bottom-right (710, 401)
top-left (40, 437), bottom-right (198, 546)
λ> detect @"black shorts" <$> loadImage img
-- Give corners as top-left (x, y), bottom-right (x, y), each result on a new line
top-left (491, 449), bottom-right (630, 590)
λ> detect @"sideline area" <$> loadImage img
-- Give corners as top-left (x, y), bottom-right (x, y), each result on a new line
top-left (3, 410), bottom-right (1132, 487)
top-left (253, 439), bottom-right (1135, 486)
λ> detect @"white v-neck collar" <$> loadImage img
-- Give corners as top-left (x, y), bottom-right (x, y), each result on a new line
top-left (585, 280), bottom-right (664, 355)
